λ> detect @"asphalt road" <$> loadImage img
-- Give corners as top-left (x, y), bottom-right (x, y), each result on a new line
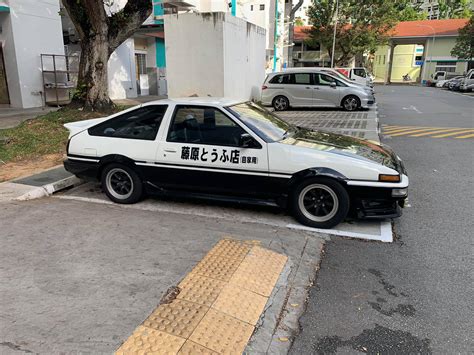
top-left (290, 85), bottom-right (474, 354)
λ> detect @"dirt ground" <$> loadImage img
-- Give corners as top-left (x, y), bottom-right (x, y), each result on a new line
top-left (0, 153), bottom-right (63, 182)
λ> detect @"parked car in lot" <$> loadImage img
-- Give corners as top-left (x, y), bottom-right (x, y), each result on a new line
top-left (436, 76), bottom-right (464, 88)
top-left (64, 98), bottom-right (408, 229)
top-left (448, 77), bottom-right (464, 91)
top-left (319, 68), bottom-right (375, 92)
top-left (460, 69), bottom-right (474, 92)
top-left (261, 69), bottom-right (375, 111)
top-left (335, 67), bottom-right (373, 87)
top-left (430, 71), bottom-right (463, 86)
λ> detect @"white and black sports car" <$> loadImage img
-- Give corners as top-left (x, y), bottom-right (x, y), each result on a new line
top-left (64, 98), bottom-right (408, 229)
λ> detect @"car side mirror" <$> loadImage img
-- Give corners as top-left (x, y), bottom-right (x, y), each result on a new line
top-left (330, 82), bottom-right (337, 88)
top-left (240, 133), bottom-right (255, 148)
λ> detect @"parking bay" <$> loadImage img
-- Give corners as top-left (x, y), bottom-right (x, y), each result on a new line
top-left (57, 181), bottom-right (392, 242)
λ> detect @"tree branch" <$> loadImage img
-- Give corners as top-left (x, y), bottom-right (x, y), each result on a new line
top-left (108, 0), bottom-right (153, 54)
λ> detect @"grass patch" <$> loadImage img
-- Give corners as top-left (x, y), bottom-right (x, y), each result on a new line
top-left (0, 106), bottom-right (128, 164)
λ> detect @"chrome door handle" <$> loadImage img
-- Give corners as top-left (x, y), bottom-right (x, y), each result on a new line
top-left (314, 87), bottom-right (320, 90)
top-left (164, 148), bottom-right (177, 153)
top-left (305, 87), bottom-right (311, 89)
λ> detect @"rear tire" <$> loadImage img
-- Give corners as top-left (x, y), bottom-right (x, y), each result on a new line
top-left (290, 177), bottom-right (350, 229)
top-left (101, 163), bottom-right (143, 204)
top-left (342, 95), bottom-right (361, 111)
top-left (272, 95), bottom-right (290, 111)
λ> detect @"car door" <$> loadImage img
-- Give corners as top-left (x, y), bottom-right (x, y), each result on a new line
top-left (155, 105), bottom-right (270, 197)
top-left (285, 73), bottom-right (314, 107)
top-left (312, 73), bottom-right (340, 107)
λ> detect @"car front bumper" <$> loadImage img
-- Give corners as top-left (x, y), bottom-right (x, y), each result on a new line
top-left (346, 174), bottom-right (408, 219)
top-left (361, 96), bottom-right (375, 109)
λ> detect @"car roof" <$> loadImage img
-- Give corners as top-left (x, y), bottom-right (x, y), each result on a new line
top-left (141, 97), bottom-right (246, 107)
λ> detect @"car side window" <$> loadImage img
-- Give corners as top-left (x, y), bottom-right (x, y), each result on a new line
top-left (315, 73), bottom-right (342, 86)
top-left (167, 106), bottom-right (247, 147)
top-left (88, 105), bottom-right (168, 140)
top-left (269, 74), bottom-right (292, 84)
top-left (293, 73), bottom-right (312, 85)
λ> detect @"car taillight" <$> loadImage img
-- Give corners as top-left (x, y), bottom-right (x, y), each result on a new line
top-left (262, 85), bottom-right (268, 90)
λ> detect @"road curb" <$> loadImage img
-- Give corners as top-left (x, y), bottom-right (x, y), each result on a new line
top-left (246, 235), bottom-right (324, 353)
top-left (15, 175), bottom-right (83, 201)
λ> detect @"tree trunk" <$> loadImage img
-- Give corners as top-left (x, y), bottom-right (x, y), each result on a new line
top-left (73, 33), bottom-right (114, 111)
top-left (62, 0), bottom-right (152, 112)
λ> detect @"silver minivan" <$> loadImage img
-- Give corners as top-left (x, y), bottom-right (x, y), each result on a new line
top-left (261, 69), bottom-right (375, 111)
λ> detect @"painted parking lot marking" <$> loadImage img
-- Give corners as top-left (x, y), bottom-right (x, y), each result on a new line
top-left (115, 239), bottom-right (287, 354)
top-left (383, 125), bottom-right (474, 139)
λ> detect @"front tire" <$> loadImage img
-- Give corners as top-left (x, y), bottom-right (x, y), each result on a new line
top-left (342, 95), bottom-right (361, 111)
top-left (272, 95), bottom-right (290, 111)
top-left (101, 163), bottom-right (143, 204)
top-left (291, 177), bottom-right (350, 229)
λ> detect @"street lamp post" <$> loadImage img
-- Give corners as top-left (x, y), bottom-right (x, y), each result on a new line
top-left (331, 0), bottom-right (339, 68)
top-left (417, 24), bottom-right (436, 84)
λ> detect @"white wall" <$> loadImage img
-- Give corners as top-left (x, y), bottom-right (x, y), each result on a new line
top-left (164, 12), bottom-right (225, 97)
top-left (164, 12), bottom-right (266, 100)
top-left (108, 39), bottom-right (137, 100)
top-left (2, 0), bottom-right (65, 108)
top-left (223, 15), bottom-right (266, 100)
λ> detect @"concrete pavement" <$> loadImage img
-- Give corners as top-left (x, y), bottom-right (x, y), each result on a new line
top-left (290, 85), bottom-right (473, 354)
top-left (0, 196), bottom-right (324, 353)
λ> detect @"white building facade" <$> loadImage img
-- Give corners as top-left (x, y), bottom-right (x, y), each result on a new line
top-left (0, 0), bottom-right (65, 108)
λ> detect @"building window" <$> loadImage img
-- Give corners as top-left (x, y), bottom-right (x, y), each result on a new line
top-left (250, 4), bottom-right (253, 11)
top-left (435, 61), bottom-right (457, 73)
top-left (382, 55), bottom-right (386, 65)
top-left (260, 4), bottom-right (265, 10)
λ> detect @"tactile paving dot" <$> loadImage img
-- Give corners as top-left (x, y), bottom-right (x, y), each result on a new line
top-left (191, 253), bottom-right (243, 281)
top-left (207, 239), bottom-right (252, 260)
top-left (177, 273), bottom-right (226, 307)
top-left (115, 325), bottom-right (185, 354)
top-left (212, 284), bottom-right (269, 325)
top-left (143, 299), bottom-right (209, 338)
top-left (189, 309), bottom-right (255, 354)
top-left (178, 340), bottom-right (218, 354)
top-left (228, 247), bottom-right (288, 297)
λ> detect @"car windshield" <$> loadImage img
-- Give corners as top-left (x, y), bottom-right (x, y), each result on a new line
top-left (226, 102), bottom-right (294, 142)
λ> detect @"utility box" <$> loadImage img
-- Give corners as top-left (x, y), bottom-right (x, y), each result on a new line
top-left (164, 12), bottom-right (266, 100)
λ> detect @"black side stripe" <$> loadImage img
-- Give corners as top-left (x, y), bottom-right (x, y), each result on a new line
top-left (67, 154), bottom-right (293, 177)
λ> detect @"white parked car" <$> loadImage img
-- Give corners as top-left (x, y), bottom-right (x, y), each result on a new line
top-left (460, 69), bottom-right (474, 92)
top-left (261, 69), bottom-right (375, 111)
top-left (64, 98), bottom-right (408, 229)
top-left (335, 67), bottom-right (373, 87)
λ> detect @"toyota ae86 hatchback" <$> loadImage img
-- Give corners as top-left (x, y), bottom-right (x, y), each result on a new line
top-left (64, 98), bottom-right (408, 229)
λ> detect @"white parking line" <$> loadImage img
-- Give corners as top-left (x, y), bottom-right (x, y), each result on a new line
top-left (55, 194), bottom-right (392, 243)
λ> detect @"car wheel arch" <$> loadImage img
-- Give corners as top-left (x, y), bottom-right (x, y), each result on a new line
top-left (341, 94), bottom-right (361, 109)
top-left (97, 154), bottom-right (140, 179)
top-left (287, 167), bottom-right (348, 190)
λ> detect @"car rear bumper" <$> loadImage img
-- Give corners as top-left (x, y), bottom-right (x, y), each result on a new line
top-left (64, 158), bottom-right (99, 180)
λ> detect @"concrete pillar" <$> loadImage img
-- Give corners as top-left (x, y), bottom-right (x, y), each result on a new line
top-left (385, 42), bottom-right (395, 85)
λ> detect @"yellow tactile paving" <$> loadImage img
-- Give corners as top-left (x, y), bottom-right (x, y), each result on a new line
top-left (143, 299), bottom-right (208, 338)
top-left (212, 284), bottom-right (268, 325)
top-left (177, 340), bottom-right (218, 354)
top-left (191, 253), bottom-right (244, 281)
top-left (188, 309), bottom-right (255, 354)
top-left (177, 273), bottom-right (226, 307)
top-left (116, 325), bottom-right (186, 354)
top-left (383, 125), bottom-right (474, 139)
top-left (115, 238), bottom-right (287, 355)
